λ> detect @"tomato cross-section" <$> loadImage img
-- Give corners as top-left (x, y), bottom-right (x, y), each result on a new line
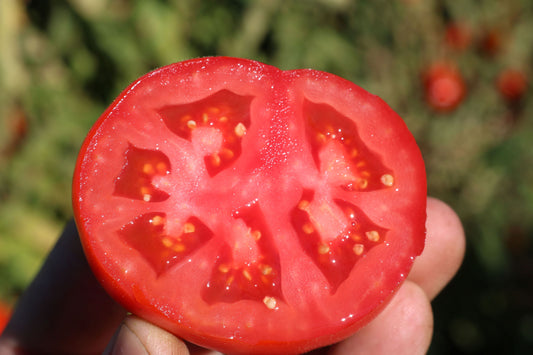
top-left (73, 57), bottom-right (426, 355)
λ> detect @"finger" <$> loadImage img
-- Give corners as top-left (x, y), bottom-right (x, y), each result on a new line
top-left (0, 220), bottom-right (127, 354)
top-left (103, 315), bottom-right (190, 355)
top-left (408, 197), bottom-right (465, 299)
top-left (328, 281), bottom-right (433, 355)
top-left (104, 316), bottom-right (224, 355)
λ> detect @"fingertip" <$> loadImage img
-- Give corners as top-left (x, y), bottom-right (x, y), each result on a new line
top-left (409, 197), bottom-right (466, 299)
top-left (105, 316), bottom-right (189, 355)
top-left (330, 281), bottom-right (433, 355)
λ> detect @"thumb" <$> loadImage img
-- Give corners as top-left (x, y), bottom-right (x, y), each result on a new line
top-left (104, 315), bottom-right (189, 355)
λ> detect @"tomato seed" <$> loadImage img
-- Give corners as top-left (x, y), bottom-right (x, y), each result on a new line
top-left (316, 133), bottom-right (327, 144)
top-left (318, 244), bottom-right (330, 254)
top-left (162, 237), bottom-right (173, 248)
top-left (350, 233), bottom-right (362, 242)
top-left (263, 296), bottom-right (277, 310)
top-left (353, 244), bottom-right (364, 256)
top-left (183, 222), bottom-right (195, 234)
top-left (234, 122), bottom-right (247, 137)
top-left (260, 264), bottom-right (273, 275)
top-left (381, 174), bottom-right (394, 187)
top-left (220, 148), bottom-right (234, 159)
top-left (151, 215), bottom-right (165, 226)
top-left (186, 120), bottom-right (197, 129)
top-left (140, 186), bottom-right (150, 195)
top-left (172, 243), bottom-right (186, 252)
top-left (302, 223), bottom-right (315, 234)
top-left (358, 179), bottom-right (368, 189)
top-left (218, 264), bottom-right (230, 273)
top-left (242, 269), bottom-right (252, 281)
top-left (251, 230), bottom-right (262, 241)
top-left (226, 275), bottom-right (235, 287)
top-left (298, 200), bottom-right (310, 210)
top-left (156, 162), bottom-right (169, 174)
top-left (366, 231), bottom-right (380, 242)
top-left (210, 154), bottom-right (221, 167)
top-left (207, 106), bottom-right (220, 114)
top-left (142, 163), bottom-right (155, 175)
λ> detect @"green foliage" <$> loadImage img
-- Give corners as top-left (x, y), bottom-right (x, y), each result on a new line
top-left (1, 0), bottom-right (532, 352)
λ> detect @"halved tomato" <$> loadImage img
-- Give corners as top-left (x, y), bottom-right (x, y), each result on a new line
top-left (73, 57), bottom-right (426, 354)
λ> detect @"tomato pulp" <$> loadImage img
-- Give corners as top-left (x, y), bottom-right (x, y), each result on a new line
top-left (73, 57), bottom-right (426, 354)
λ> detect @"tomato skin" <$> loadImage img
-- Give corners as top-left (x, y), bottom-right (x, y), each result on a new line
top-left (73, 57), bottom-right (426, 354)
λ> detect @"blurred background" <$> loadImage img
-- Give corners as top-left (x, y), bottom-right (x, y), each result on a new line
top-left (0, 0), bottom-right (532, 352)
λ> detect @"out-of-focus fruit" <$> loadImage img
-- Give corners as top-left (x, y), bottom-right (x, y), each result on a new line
top-left (444, 22), bottom-right (472, 51)
top-left (423, 62), bottom-right (466, 113)
top-left (497, 69), bottom-right (528, 103)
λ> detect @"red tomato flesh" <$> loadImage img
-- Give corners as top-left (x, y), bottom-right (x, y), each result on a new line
top-left (73, 57), bottom-right (426, 354)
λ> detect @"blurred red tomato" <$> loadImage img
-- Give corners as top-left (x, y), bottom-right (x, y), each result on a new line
top-left (497, 69), bottom-right (528, 103)
top-left (423, 62), bottom-right (466, 112)
top-left (479, 28), bottom-right (504, 57)
top-left (444, 22), bottom-right (472, 51)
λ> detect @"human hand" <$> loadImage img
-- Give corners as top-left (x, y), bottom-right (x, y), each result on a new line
top-left (0, 197), bottom-right (464, 355)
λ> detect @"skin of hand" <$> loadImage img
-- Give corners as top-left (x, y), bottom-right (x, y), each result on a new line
top-left (0, 197), bottom-right (465, 355)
